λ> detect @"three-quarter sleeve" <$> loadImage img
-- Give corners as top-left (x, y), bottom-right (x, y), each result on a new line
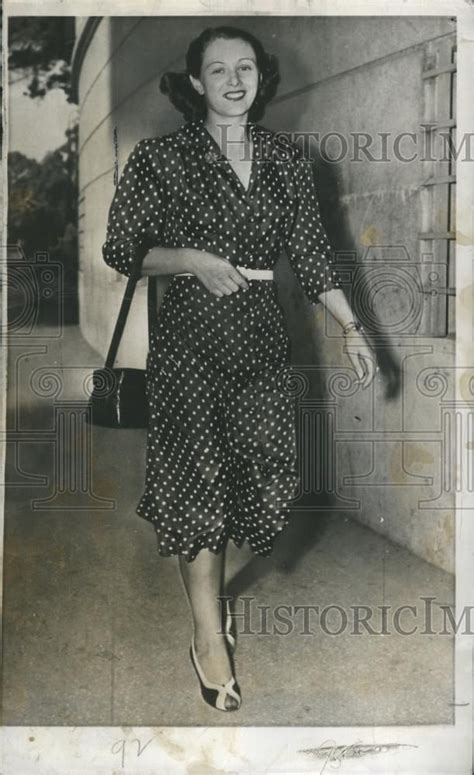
top-left (285, 151), bottom-right (343, 304)
top-left (102, 139), bottom-right (165, 278)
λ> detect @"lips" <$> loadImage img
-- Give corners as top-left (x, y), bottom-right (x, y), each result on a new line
top-left (224, 90), bottom-right (246, 100)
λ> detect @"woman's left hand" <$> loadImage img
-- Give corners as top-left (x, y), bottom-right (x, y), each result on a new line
top-left (343, 330), bottom-right (378, 389)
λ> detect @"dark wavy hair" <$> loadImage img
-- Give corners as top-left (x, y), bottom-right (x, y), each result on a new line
top-left (160, 26), bottom-right (280, 122)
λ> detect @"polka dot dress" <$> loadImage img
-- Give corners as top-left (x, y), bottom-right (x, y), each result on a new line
top-left (102, 118), bottom-right (342, 562)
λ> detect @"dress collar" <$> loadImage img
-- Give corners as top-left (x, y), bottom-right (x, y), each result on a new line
top-left (184, 118), bottom-right (270, 162)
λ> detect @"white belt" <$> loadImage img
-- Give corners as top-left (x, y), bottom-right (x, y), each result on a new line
top-left (176, 265), bottom-right (274, 280)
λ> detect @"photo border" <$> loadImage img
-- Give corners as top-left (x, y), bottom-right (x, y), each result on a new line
top-left (1, 1), bottom-right (473, 772)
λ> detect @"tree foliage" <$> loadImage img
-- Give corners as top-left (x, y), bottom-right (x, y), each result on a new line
top-left (8, 124), bottom-right (78, 259)
top-left (8, 17), bottom-right (76, 102)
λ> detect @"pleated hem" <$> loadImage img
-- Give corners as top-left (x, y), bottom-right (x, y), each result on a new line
top-left (135, 505), bottom-right (291, 563)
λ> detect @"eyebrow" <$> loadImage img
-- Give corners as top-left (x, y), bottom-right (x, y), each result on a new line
top-left (205, 57), bottom-right (256, 69)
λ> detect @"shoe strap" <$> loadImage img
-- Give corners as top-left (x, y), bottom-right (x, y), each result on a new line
top-left (215, 678), bottom-right (241, 711)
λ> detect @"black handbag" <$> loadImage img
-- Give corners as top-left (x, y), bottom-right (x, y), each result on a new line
top-left (86, 256), bottom-right (158, 429)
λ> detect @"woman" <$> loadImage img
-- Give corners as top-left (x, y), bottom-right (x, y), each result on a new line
top-left (102, 26), bottom-right (376, 713)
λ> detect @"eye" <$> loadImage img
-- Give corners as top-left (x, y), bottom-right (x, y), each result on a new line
top-left (211, 67), bottom-right (225, 74)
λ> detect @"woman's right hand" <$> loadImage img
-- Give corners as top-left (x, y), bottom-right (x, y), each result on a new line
top-left (186, 249), bottom-right (250, 298)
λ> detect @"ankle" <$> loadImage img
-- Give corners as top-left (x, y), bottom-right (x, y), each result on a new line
top-left (194, 629), bottom-right (227, 654)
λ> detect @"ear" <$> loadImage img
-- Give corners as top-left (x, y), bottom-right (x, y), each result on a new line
top-left (189, 74), bottom-right (204, 95)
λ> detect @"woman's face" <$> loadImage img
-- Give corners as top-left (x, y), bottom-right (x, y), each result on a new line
top-left (190, 37), bottom-right (260, 120)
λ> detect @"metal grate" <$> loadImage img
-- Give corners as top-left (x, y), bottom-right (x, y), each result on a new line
top-left (419, 31), bottom-right (457, 337)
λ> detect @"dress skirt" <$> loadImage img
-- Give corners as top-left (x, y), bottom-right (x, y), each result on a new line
top-left (135, 273), bottom-right (300, 562)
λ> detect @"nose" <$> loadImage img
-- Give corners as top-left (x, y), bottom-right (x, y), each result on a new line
top-left (227, 69), bottom-right (241, 86)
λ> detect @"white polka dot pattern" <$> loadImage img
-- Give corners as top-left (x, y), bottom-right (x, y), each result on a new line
top-left (138, 279), bottom-right (299, 560)
top-left (102, 118), bottom-right (342, 303)
top-left (101, 118), bottom-right (342, 561)
top-left (285, 146), bottom-right (343, 300)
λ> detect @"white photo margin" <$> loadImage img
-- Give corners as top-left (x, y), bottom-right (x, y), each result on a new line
top-left (1, 1), bottom-right (473, 773)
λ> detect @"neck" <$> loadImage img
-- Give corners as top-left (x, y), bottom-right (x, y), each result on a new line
top-left (204, 112), bottom-right (250, 148)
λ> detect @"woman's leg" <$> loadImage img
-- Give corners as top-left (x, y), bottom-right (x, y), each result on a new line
top-left (179, 547), bottom-right (239, 710)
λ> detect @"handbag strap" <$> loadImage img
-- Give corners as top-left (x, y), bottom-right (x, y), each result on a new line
top-left (147, 274), bottom-right (158, 349)
top-left (105, 253), bottom-right (158, 369)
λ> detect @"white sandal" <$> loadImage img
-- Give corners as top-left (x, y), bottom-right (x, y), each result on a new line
top-left (189, 636), bottom-right (242, 712)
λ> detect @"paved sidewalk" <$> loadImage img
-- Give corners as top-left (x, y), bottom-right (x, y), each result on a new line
top-left (2, 324), bottom-right (454, 726)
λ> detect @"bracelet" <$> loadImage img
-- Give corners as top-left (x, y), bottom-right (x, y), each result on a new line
top-left (342, 320), bottom-right (363, 336)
